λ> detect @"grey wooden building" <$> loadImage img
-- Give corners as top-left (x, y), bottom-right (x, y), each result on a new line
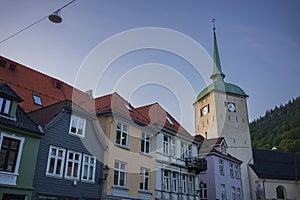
top-left (30, 100), bottom-right (106, 200)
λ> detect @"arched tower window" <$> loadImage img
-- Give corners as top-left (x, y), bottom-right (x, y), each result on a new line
top-left (276, 185), bottom-right (285, 199)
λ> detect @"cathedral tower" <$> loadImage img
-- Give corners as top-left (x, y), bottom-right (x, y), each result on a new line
top-left (194, 25), bottom-right (253, 199)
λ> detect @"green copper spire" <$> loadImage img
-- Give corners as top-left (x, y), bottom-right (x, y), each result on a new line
top-left (210, 20), bottom-right (225, 81)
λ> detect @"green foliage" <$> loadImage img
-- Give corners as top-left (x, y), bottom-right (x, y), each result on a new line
top-left (250, 97), bottom-right (300, 152)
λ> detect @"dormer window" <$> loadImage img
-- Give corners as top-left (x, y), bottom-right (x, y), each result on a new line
top-left (221, 142), bottom-right (226, 155)
top-left (32, 94), bottom-right (42, 106)
top-left (124, 103), bottom-right (133, 112)
top-left (0, 97), bottom-right (11, 116)
top-left (69, 114), bottom-right (86, 137)
top-left (166, 115), bottom-right (174, 126)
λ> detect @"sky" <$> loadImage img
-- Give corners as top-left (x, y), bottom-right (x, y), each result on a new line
top-left (0, 0), bottom-right (300, 134)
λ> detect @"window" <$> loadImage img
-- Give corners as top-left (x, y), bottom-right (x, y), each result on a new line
top-left (140, 132), bottom-right (151, 154)
top-left (0, 59), bottom-right (6, 67)
top-left (163, 135), bottom-right (170, 155)
top-left (114, 161), bottom-right (126, 187)
top-left (0, 134), bottom-right (24, 173)
top-left (116, 123), bottom-right (129, 147)
top-left (276, 186), bottom-right (285, 199)
top-left (171, 171), bottom-right (178, 192)
top-left (221, 142), bottom-right (226, 154)
top-left (187, 145), bottom-right (192, 158)
top-left (140, 167), bottom-right (150, 191)
top-left (32, 94), bottom-right (42, 106)
top-left (235, 164), bottom-right (240, 179)
top-left (229, 163), bottom-right (234, 178)
top-left (221, 184), bottom-right (227, 200)
top-left (65, 150), bottom-right (82, 180)
top-left (237, 188), bottom-right (241, 200)
top-left (199, 182), bottom-right (207, 200)
top-left (69, 115), bottom-right (86, 137)
top-left (166, 115), bottom-right (174, 126)
top-left (0, 98), bottom-right (11, 116)
top-left (219, 159), bottom-right (224, 175)
top-left (163, 169), bottom-right (170, 191)
top-left (171, 138), bottom-right (176, 157)
top-left (46, 146), bottom-right (66, 177)
top-left (232, 187), bottom-right (236, 200)
top-left (188, 176), bottom-right (194, 194)
top-left (181, 174), bottom-right (187, 193)
top-left (180, 141), bottom-right (187, 159)
top-left (81, 154), bottom-right (96, 182)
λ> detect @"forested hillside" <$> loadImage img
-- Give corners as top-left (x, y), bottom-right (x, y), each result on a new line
top-left (250, 97), bottom-right (300, 152)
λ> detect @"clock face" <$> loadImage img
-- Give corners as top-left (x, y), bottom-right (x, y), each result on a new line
top-left (201, 105), bottom-right (209, 116)
top-left (227, 102), bottom-right (236, 112)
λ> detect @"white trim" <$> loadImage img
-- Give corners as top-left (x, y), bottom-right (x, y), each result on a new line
top-left (45, 145), bottom-right (66, 178)
top-left (114, 160), bottom-right (127, 187)
top-left (64, 150), bottom-right (82, 180)
top-left (0, 132), bottom-right (24, 185)
top-left (69, 114), bottom-right (86, 138)
top-left (81, 154), bottom-right (96, 183)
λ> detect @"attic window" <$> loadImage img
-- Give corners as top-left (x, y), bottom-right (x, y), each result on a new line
top-left (0, 97), bottom-right (11, 116)
top-left (33, 95), bottom-right (42, 106)
top-left (55, 82), bottom-right (61, 89)
top-left (124, 103), bottom-right (133, 112)
top-left (166, 115), bottom-right (174, 126)
top-left (8, 64), bottom-right (16, 71)
top-left (0, 60), bottom-right (6, 68)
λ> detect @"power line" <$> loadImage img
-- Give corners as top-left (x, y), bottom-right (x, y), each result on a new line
top-left (0, 0), bottom-right (76, 45)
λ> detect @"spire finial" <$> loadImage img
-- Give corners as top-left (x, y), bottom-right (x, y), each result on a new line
top-left (212, 18), bottom-right (216, 31)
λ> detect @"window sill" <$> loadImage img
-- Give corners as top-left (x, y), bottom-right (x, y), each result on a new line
top-left (0, 172), bottom-right (18, 185)
top-left (115, 144), bottom-right (130, 151)
top-left (139, 152), bottom-right (152, 157)
top-left (46, 174), bottom-right (64, 179)
top-left (138, 190), bottom-right (152, 195)
top-left (112, 185), bottom-right (129, 191)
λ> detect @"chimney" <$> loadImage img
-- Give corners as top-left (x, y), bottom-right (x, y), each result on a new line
top-left (85, 90), bottom-right (93, 100)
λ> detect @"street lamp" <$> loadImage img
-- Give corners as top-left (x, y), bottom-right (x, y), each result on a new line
top-left (49, 10), bottom-right (63, 23)
top-left (102, 165), bottom-right (109, 181)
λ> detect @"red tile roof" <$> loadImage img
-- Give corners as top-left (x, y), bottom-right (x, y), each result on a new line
top-left (136, 103), bottom-right (193, 138)
top-left (0, 56), bottom-right (90, 112)
top-left (94, 92), bottom-right (150, 125)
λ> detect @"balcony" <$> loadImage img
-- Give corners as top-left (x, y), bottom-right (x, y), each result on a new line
top-left (185, 157), bottom-right (207, 175)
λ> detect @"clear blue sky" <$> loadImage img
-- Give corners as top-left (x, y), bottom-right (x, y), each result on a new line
top-left (1, 0), bottom-right (299, 133)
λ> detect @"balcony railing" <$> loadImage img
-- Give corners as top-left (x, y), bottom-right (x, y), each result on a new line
top-left (185, 157), bottom-right (207, 175)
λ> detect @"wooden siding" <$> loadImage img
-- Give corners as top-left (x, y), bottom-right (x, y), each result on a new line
top-left (32, 111), bottom-right (105, 199)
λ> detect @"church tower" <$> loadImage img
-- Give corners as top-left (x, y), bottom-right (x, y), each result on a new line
top-left (194, 24), bottom-right (253, 199)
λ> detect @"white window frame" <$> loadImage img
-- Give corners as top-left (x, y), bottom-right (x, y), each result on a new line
top-left (230, 162), bottom-right (234, 178)
top-left (140, 132), bottom-right (151, 155)
top-left (81, 154), bottom-right (96, 183)
top-left (0, 98), bottom-right (11, 116)
top-left (46, 145), bottom-right (66, 178)
top-left (163, 169), bottom-right (170, 191)
top-left (237, 188), bottom-right (241, 200)
top-left (221, 184), bottom-right (227, 200)
top-left (140, 167), bottom-right (150, 191)
top-left (181, 174), bottom-right (187, 193)
top-left (64, 150), bottom-right (82, 180)
top-left (219, 159), bottom-right (224, 175)
top-left (171, 138), bottom-right (176, 157)
top-left (114, 160), bottom-right (126, 187)
top-left (235, 164), bottom-right (240, 179)
top-left (116, 122), bottom-right (129, 148)
top-left (163, 135), bottom-right (170, 155)
top-left (188, 176), bottom-right (194, 194)
top-left (199, 182), bottom-right (208, 200)
top-left (0, 133), bottom-right (24, 175)
top-left (171, 171), bottom-right (178, 192)
top-left (232, 187), bottom-right (236, 200)
top-left (69, 114), bottom-right (86, 137)
top-left (180, 141), bottom-right (187, 159)
top-left (187, 145), bottom-right (192, 158)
